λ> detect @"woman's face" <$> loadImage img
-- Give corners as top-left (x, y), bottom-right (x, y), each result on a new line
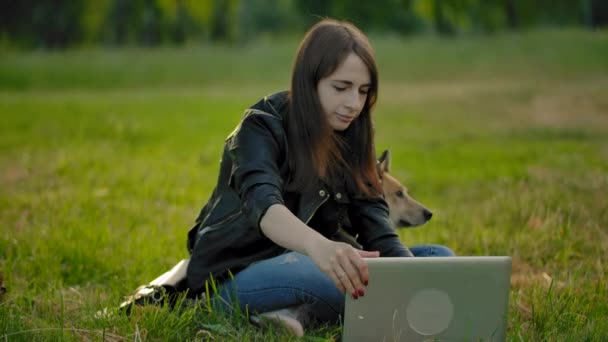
top-left (317, 53), bottom-right (371, 131)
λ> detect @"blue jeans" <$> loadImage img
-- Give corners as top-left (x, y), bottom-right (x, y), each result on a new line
top-left (216, 244), bottom-right (454, 324)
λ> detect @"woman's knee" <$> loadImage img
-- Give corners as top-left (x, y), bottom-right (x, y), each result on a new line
top-left (410, 244), bottom-right (455, 257)
top-left (429, 244), bottom-right (455, 257)
top-left (217, 252), bottom-right (344, 315)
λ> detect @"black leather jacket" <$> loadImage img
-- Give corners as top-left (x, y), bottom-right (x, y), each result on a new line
top-left (186, 91), bottom-right (412, 293)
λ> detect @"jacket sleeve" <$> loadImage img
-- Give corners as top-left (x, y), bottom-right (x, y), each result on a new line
top-left (351, 196), bottom-right (414, 257)
top-left (227, 111), bottom-right (286, 229)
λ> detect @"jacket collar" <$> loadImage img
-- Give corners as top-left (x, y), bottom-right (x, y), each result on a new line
top-left (248, 91), bottom-right (289, 118)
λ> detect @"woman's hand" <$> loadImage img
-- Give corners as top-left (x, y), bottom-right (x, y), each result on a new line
top-left (308, 240), bottom-right (379, 298)
top-left (259, 204), bottom-right (380, 298)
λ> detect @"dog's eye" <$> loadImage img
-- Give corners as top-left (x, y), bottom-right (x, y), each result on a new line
top-left (396, 190), bottom-right (405, 198)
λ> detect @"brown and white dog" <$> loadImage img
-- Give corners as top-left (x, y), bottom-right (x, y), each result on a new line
top-left (331, 149), bottom-right (432, 247)
top-left (118, 149), bottom-right (433, 313)
top-left (377, 149), bottom-right (433, 228)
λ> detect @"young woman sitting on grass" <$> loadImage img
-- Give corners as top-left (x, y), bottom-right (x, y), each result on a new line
top-left (184, 18), bottom-right (454, 336)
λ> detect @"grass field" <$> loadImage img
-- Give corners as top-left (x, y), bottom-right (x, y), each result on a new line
top-left (1, 29), bottom-right (608, 340)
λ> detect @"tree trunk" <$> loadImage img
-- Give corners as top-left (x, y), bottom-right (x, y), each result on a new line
top-left (433, 0), bottom-right (453, 36)
top-left (504, 0), bottom-right (518, 30)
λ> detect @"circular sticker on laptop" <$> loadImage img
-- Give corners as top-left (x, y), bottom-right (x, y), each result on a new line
top-left (406, 288), bottom-right (454, 336)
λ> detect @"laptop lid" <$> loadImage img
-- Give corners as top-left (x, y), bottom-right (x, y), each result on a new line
top-left (342, 256), bottom-right (512, 342)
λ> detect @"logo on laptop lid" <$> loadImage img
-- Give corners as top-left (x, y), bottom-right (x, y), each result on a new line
top-left (406, 288), bottom-right (454, 336)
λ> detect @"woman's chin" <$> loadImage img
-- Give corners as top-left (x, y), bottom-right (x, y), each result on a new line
top-left (330, 121), bottom-right (351, 131)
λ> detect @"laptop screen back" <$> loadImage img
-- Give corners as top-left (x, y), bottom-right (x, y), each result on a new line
top-left (342, 256), bottom-right (512, 342)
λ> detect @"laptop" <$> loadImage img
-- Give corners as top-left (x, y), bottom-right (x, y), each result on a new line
top-left (342, 256), bottom-right (512, 342)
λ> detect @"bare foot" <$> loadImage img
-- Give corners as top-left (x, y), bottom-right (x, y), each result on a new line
top-left (253, 307), bottom-right (305, 337)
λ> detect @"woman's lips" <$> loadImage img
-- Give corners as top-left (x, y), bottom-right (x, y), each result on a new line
top-left (336, 113), bottom-right (354, 123)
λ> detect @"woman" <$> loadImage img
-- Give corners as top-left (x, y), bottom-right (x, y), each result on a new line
top-left (186, 18), bottom-right (453, 336)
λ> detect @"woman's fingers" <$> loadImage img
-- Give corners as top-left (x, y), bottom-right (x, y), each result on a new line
top-left (328, 270), bottom-right (346, 294)
top-left (331, 268), bottom-right (350, 295)
top-left (358, 250), bottom-right (380, 258)
top-left (337, 248), bottom-right (365, 297)
top-left (354, 249), bottom-right (378, 286)
top-left (311, 240), bottom-right (375, 297)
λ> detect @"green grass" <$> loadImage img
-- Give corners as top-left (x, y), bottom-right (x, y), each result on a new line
top-left (1, 29), bottom-right (607, 340)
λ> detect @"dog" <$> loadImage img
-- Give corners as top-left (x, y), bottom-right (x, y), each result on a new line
top-left (117, 149), bottom-right (433, 313)
top-left (377, 149), bottom-right (433, 228)
top-left (331, 149), bottom-right (433, 248)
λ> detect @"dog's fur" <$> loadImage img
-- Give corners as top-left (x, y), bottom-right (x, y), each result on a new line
top-left (119, 149), bottom-right (433, 312)
top-left (331, 149), bottom-right (432, 247)
top-left (377, 149), bottom-right (433, 228)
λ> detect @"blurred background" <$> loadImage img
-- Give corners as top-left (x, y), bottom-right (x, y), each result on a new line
top-left (1, 1), bottom-right (607, 340)
top-left (1, 0), bottom-right (607, 49)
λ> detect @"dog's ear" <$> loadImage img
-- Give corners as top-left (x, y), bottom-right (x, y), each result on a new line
top-left (378, 149), bottom-right (391, 173)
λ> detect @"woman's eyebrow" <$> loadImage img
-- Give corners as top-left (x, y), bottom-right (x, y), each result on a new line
top-left (332, 80), bottom-right (372, 87)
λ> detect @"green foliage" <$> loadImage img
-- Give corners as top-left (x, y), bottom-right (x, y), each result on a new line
top-left (101, 0), bottom-right (168, 46)
top-left (238, 0), bottom-right (304, 41)
top-left (2, 0), bottom-right (608, 48)
top-left (1, 30), bottom-right (608, 340)
top-left (0, 0), bottom-right (86, 48)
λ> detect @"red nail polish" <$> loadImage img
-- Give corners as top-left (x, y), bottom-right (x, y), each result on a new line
top-left (364, 280), bottom-right (368, 286)
top-left (352, 292), bottom-right (358, 299)
top-left (358, 288), bottom-right (365, 297)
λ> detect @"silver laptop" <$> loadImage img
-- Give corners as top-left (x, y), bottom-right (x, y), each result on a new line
top-left (342, 256), bottom-right (512, 342)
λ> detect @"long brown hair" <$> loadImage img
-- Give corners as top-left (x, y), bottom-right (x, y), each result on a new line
top-left (286, 18), bottom-right (382, 198)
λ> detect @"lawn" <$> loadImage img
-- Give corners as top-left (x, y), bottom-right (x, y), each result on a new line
top-left (1, 29), bottom-right (607, 340)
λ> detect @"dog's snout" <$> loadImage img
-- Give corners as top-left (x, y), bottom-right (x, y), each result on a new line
top-left (423, 209), bottom-right (433, 221)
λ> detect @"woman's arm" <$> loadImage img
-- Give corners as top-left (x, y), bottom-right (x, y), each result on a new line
top-left (261, 204), bottom-right (378, 297)
top-left (351, 196), bottom-right (414, 257)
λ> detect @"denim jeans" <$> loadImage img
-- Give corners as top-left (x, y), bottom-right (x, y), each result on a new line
top-left (216, 244), bottom-right (454, 324)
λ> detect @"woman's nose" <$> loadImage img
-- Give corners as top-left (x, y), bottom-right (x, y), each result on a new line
top-left (345, 89), bottom-right (363, 110)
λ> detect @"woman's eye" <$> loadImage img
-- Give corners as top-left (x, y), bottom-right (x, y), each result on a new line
top-left (333, 86), bottom-right (346, 92)
top-left (359, 89), bottom-right (369, 95)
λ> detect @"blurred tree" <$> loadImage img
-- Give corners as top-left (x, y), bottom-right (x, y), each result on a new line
top-left (182, 0), bottom-right (213, 38)
top-left (156, 0), bottom-right (204, 44)
top-left (238, 0), bottom-right (302, 42)
top-left (139, 0), bottom-right (165, 46)
top-left (33, 0), bottom-right (85, 48)
top-left (103, 0), bottom-right (141, 46)
top-left (432, 0), bottom-right (455, 36)
top-left (81, 1), bottom-right (112, 45)
top-left (294, 0), bottom-right (424, 35)
top-left (294, 0), bottom-right (333, 28)
top-left (516, 0), bottom-right (583, 27)
top-left (582, 0), bottom-right (593, 27)
top-left (460, 0), bottom-right (509, 34)
top-left (171, 0), bottom-right (189, 44)
top-left (331, 0), bottom-right (399, 32)
top-left (393, 0), bottom-right (428, 34)
top-left (503, 0), bottom-right (518, 30)
top-left (210, 0), bottom-right (232, 42)
top-left (588, 0), bottom-right (608, 28)
top-left (476, 0), bottom-right (507, 33)
top-left (0, 1), bottom-right (32, 46)
top-left (2, 0), bottom-right (608, 49)
top-left (0, 0), bottom-right (85, 48)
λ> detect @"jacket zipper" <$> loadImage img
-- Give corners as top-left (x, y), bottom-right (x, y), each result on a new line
top-left (199, 209), bottom-right (242, 237)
